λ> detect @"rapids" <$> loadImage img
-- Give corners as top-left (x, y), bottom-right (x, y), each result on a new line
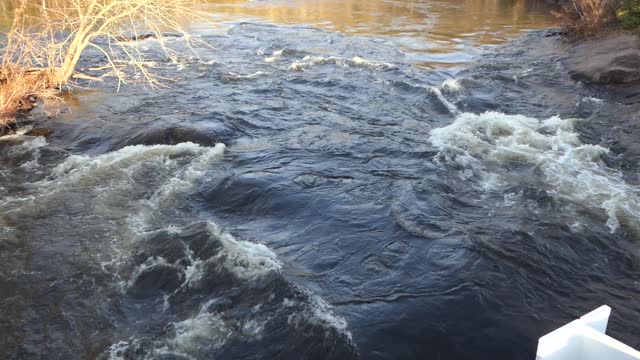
top-left (1, 1), bottom-right (640, 359)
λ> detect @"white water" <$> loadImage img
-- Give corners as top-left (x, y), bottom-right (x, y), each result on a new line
top-left (163, 221), bottom-right (283, 290)
top-left (171, 311), bottom-right (231, 356)
top-left (50, 142), bottom-right (225, 183)
top-left (108, 308), bottom-right (231, 360)
top-left (224, 71), bottom-right (268, 80)
top-left (16, 141), bottom-right (354, 356)
top-left (214, 224), bottom-right (282, 279)
top-left (441, 79), bottom-right (461, 91)
top-left (264, 49), bottom-right (284, 62)
top-left (289, 55), bottom-right (393, 71)
top-left (48, 142), bottom-right (221, 228)
top-left (0, 136), bottom-right (48, 174)
top-left (429, 86), bottom-right (459, 114)
top-left (429, 111), bottom-right (640, 233)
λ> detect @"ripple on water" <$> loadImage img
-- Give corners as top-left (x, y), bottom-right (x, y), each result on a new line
top-left (0, 138), bottom-right (356, 359)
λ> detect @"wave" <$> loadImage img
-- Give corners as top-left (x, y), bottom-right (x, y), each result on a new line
top-left (429, 111), bottom-right (640, 233)
top-left (3, 141), bottom-right (356, 359)
top-left (40, 142), bottom-right (225, 232)
top-left (264, 49), bottom-right (284, 63)
top-left (289, 55), bottom-right (393, 71)
top-left (106, 221), bottom-right (356, 359)
top-left (222, 71), bottom-right (268, 80)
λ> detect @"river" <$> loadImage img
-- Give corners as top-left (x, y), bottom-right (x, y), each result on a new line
top-left (1, 0), bottom-right (639, 359)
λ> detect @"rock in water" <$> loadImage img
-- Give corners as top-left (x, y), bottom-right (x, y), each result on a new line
top-left (567, 34), bottom-right (640, 84)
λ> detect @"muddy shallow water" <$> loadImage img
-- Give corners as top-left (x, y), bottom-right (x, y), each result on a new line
top-left (1, 1), bottom-right (640, 359)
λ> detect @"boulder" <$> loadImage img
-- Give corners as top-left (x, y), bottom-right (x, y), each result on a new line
top-left (567, 34), bottom-right (640, 84)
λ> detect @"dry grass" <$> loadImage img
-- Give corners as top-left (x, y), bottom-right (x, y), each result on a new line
top-left (0, 66), bottom-right (49, 125)
top-left (553, 0), bottom-right (615, 37)
top-left (0, 0), bottom-right (204, 127)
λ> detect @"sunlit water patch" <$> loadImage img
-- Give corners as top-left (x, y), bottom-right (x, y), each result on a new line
top-left (197, 0), bottom-right (558, 68)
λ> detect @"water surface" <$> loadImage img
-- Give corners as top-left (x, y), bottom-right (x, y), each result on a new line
top-left (203, 0), bottom-right (558, 67)
top-left (2, 1), bottom-right (640, 360)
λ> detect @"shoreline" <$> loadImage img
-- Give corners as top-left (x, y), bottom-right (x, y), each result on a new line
top-left (462, 27), bottom-right (640, 181)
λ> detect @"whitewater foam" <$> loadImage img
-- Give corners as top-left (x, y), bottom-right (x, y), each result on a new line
top-left (429, 87), bottom-right (459, 114)
top-left (179, 222), bottom-right (281, 286)
top-left (441, 79), bottom-right (461, 91)
top-left (224, 71), bottom-right (267, 80)
top-left (429, 111), bottom-right (640, 233)
top-left (107, 218), bottom-right (352, 357)
top-left (36, 142), bottom-right (224, 233)
top-left (215, 226), bottom-right (282, 279)
top-left (289, 55), bottom-right (393, 71)
top-left (172, 312), bottom-right (231, 355)
top-left (3, 137), bottom-right (356, 358)
top-left (51, 142), bottom-right (224, 180)
top-left (287, 290), bottom-right (352, 341)
top-left (107, 310), bottom-right (231, 360)
top-left (0, 126), bottom-right (34, 140)
top-left (11, 136), bottom-right (48, 169)
top-left (582, 96), bottom-right (604, 104)
top-left (264, 49), bottom-right (284, 63)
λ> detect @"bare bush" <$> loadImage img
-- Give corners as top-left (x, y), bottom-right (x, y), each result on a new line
top-left (553, 0), bottom-right (615, 37)
top-left (0, 0), bottom-right (203, 126)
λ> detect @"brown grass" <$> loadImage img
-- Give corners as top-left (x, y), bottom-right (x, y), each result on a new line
top-left (0, 0), bottom-right (204, 127)
top-left (0, 66), bottom-right (48, 126)
top-left (553, 0), bottom-right (615, 37)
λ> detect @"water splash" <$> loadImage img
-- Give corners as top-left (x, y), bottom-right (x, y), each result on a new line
top-left (429, 111), bottom-right (640, 233)
top-left (289, 55), bottom-right (393, 71)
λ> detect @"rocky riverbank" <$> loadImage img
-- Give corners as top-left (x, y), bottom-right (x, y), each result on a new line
top-left (563, 31), bottom-right (640, 181)
top-left (441, 26), bottom-right (640, 203)
top-left (567, 32), bottom-right (640, 84)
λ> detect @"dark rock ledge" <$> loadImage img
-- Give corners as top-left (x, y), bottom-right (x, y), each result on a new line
top-left (567, 33), bottom-right (640, 84)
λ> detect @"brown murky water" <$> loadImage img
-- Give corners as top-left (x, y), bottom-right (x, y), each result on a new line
top-left (201, 0), bottom-right (557, 67)
top-left (0, 0), bottom-right (557, 68)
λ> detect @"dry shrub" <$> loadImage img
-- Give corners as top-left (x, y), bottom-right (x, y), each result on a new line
top-left (0, 0), bottom-right (204, 126)
top-left (0, 66), bottom-right (48, 126)
top-left (1, 2), bottom-right (59, 127)
top-left (553, 0), bottom-right (615, 37)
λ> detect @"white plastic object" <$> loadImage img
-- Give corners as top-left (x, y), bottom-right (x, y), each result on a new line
top-left (536, 305), bottom-right (640, 360)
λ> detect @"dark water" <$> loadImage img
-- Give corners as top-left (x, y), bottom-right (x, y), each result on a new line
top-left (2, 2), bottom-right (640, 360)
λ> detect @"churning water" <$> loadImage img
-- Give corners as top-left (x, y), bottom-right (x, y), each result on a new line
top-left (1, 1), bottom-right (640, 359)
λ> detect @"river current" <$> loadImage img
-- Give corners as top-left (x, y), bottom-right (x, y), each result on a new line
top-left (1, 1), bottom-right (639, 359)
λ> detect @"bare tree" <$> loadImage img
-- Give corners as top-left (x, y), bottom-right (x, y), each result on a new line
top-left (1, 0), bottom-right (203, 125)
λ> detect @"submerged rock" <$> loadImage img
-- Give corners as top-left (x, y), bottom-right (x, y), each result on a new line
top-left (567, 34), bottom-right (640, 84)
top-left (122, 126), bottom-right (222, 147)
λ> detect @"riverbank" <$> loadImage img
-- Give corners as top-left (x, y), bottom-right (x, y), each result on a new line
top-left (486, 29), bottom-right (640, 217)
top-left (448, 27), bottom-right (640, 348)
top-left (563, 31), bottom-right (640, 181)
top-left (567, 32), bottom-right (640, 84)
top-left (563, 30), bottom-right (640, 176)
